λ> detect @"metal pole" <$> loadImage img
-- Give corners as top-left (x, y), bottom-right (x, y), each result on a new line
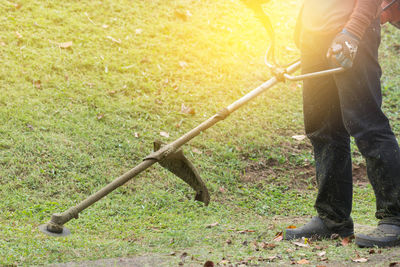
top-left (42, 61), bottom-right (301, 235)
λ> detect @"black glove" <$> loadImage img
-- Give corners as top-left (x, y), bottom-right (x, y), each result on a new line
top-left (327, 29), bottom-right (360, 69)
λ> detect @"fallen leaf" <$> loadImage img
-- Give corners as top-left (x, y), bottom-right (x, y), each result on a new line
top-left (160, 131), bottom-right (169, 138)
top-left (192, 148), bottom-right (202, 154)
top-left (273, 232), bottom-right (284, 242)
top-left (225, 239), bottom-right (232, 245)
top-left (203, 260), bottom-right (214, 267)
top-left (287, 225), bottom-right (297, 229)
top-left (260, 242), bottom-right (276, 249)
top-left (292, 135), bottom-right (306, 141)
top-left (96, 113), bottom-right (104, 120)
top-left (352, 257), bottom-right (368, 263)
top-left (389, 263), bottom-right (400, 267)
top-left (106, 36), bottom-right (121, 44)
top-left (33, 80), bottom-right (41, 89)
top-left (368, 249), bottom-right (375, 254)
top-left (179, 61), bottom-right (188, 68)
top-left (180, 252), bottom-right (188, 262)
top-left (168, 251), bottom-right (176, 256)
top-left (292, 241), bottom-right (310, 248)
top-left (297, 259), bottom-right (310, 265)
top-left (318, 251), bottom-right (326, 257)
top-left (135, 28), bottom-right (143, 34)
top-left (15, 31), bottom-right (22, 39)
top-left (341, 235), bottom-right (354, 246)
top-left (268, 256), bottom-right (278, 261)
top-left (237, 229), bottom-right (255, 234)
top-left (206, 222), bottom-right (219, 228)
top-left (59, 41), bottom-right (73, 48)
top-left (181, 103), bottom-right (195, 115)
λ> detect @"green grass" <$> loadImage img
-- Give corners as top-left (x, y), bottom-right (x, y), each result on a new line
top-left (1, 0), bottom-right (400, 265)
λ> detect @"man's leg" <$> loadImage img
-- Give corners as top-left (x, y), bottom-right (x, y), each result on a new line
top-left (285, 34), bottom-right (354, 240)
top-left (334, 20), bottom-right (400, 247)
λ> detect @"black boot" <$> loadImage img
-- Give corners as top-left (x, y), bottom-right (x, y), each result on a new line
top-left (284, 217), bottom-right (353, 240)
top-left (355, 224), bottom-right (400, 248)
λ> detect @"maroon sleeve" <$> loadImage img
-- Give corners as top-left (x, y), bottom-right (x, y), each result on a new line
top-left (345, 0), bottom-right (383, 39)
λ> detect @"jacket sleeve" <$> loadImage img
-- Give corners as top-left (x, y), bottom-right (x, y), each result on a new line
top-left (345, 0), bottom-right (383, 39)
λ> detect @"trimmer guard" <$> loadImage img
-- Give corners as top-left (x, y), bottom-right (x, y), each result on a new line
top-left (153, 141), bottom-right (210, 205)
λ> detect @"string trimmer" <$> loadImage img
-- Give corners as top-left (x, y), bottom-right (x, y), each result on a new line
top-left (39, 1), bottom-right (344, 236)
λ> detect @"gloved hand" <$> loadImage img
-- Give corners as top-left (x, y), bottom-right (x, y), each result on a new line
top-left (327, 29), bottom-right (360, 69)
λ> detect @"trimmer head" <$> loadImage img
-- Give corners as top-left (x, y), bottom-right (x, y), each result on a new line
top-left (153, 141), bottom-right (210, 205)
top-left (38, 224), bottom-right (71, 237)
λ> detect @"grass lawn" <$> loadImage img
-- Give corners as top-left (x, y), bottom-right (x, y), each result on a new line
top-left (1, 0), bottom-right (400, 265)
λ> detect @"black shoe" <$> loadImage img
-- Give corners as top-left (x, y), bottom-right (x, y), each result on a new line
top-left (284, 217), bottom-right (351, 240)
top-left (355, 224), bottom-right (400, 248)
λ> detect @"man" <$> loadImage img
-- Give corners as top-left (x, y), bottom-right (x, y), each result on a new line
top-left (243, 0), bottom-right (400, 247)
top-left (286, 0), bottom-right (400, 248)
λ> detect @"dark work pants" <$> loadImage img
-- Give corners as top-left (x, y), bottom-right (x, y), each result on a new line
top-left (300, 20), bottom-right (400, 235)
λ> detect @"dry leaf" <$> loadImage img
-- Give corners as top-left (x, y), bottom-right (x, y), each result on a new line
top-left (225, 239), bottom-right (232, 245)
top-left (192, 148), bottom-right (202, 154)
top-left (273, 232), bottom-right (284, 242)
top-left (181, 103), bottom-right (195, 115)
top-left (237, 229), bottom-right (255, 234)
top-left (96, 114), bottom-right (104, 120)
top-left (180, 252), bottom-right (188, 261)
top-left (179, 61), bottom-right (188, 68)
top-left (297, 259), bottom-right (310, 265)
top-left (292, 241), bottom-right (310, 248)
top-left (160, 131), bottom-right (169, 138)
top-left (33, 80), bottom-right (41, 89)
top-left (341, 235), bottom-right (354, 246)
top-left (287, 225), bottom-right (297, 229)
top-left (168, 251), bottom-right (176, 256)
top-left (59, 41), bottom-right (72, 48)
top-left (389, 263), bottom-right (400, 267)
top-left (318, 251), bottom-right (326, 257)
top-left (268, 256), bottom-right (278, 261)
top-left (292, 135), bottom-right (306, 141)
top-left (106, 36), bottom-right (121, 44)
top-left (260, 242), bottom-right (276, 249)
top-left (206, 222), bottom-right (219, 228)
top-left (352, 258), bottom-right (368, 263)
top-left (219, 259), bottom-right (230, 264)
top-left (15, 31), bottom-right (22, 39)
top-left (135, 28), bottom-right (143, 34)
top-left (203, 261), bottom-right (214, 267)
